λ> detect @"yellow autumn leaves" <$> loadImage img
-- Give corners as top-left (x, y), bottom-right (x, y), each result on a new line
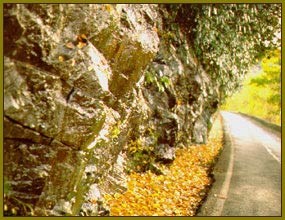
top-left (104, 114), bottom-right (223, 216)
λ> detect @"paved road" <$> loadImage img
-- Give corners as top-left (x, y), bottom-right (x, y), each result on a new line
top-left (198, 111), bottom-right (281, 216)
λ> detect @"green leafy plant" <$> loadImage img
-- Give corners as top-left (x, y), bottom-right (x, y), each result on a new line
top-left (125, 139), bottom-right (155, 173)
top-left (145, 70), bottom-right (171, 92)
top-left (4, 178), bottom-right (35, 216)
top-left (110, 121), bottom-right (121, 139)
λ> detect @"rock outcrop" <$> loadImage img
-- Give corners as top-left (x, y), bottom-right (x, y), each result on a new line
top-left (4, 4), bottom-right (220, 216)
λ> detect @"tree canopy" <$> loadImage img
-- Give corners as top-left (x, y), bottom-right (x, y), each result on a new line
top-left (171, 4), bottom-right (281, 99)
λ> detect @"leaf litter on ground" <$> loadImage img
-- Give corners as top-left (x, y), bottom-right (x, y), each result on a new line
top-left (103, 113), bottom-right (224, 216)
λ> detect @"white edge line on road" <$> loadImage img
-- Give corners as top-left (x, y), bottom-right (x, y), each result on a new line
top-left (213, 121), bottom-right (235, 216)
top-left (262, 143), bottom-right (281, 163)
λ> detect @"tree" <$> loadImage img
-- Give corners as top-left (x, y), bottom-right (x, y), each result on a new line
top-left (221, 49), bottom-right (281, 124)
top-left (189, 4), bottom-right (281, 99)
top-left (250, 49), bottom-right (281, 110)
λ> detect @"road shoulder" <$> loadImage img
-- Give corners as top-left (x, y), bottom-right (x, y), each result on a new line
top-left (196, 114), bottom-right (233, 216)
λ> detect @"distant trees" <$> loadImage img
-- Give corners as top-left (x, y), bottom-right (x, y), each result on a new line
top-left (221, 49), bottom-right (281, 125)
top-left (250, 49), bottom-right (281, 112)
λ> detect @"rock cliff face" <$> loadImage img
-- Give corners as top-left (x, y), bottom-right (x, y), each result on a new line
top-left (4, 4), bottom-right (220, 216)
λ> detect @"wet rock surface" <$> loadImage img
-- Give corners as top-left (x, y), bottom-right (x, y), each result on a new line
top-left (4, 4), bottom-right (221, 216)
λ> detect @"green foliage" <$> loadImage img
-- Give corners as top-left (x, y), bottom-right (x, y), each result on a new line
top-left (125, 139), bottom-right (155, 173)
top-left (190, 4), bottom-right (281, 98)
top-left (160, 4), bottom-right (281, 100)
top-left (110, 121), bottom-right (121, 139)
top-left (221, 50), bottom-right (281, 125)
top-left (145, 70), bottom-right (156, 84)
top-left (145, 70), bottom-right (171, 92)
top-left (250, 49), bottom-right (281, 107)
top-left (4, 177), bottom-right (12, 195)
top-left (4, 177), bottom-right (35, 216)
top-left (160, 31), bottom-right (177, 44)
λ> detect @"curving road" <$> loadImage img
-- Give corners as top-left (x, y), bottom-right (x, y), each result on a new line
top-left (198, 111), bottom-right (281, 216)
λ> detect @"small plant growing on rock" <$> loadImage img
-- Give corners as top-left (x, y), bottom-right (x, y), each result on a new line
top-left (145, 70), bottom-right (171, 92)
top-left (125, 139), bottom-right (156, 174)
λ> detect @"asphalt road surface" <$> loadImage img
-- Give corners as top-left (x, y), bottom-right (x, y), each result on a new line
top-left (198, 111), bottom-right (281, 216)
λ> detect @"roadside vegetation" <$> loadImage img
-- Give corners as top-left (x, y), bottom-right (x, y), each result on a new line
top-left (221, 49), bottom-right (281, 125)
top-left (103, 114), bottom-right (224, 216)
